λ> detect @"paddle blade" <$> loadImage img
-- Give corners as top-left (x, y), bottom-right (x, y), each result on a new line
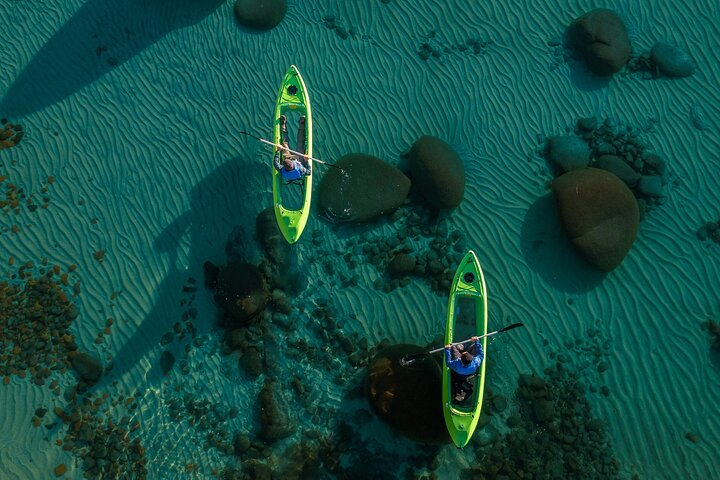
top-left (399, 354), bottom-right (426, 367)
top-left (499, 322), bottom-right (524, 333)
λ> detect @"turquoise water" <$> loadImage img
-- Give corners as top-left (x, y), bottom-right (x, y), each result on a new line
top-left (1, 1), bottom-right (719, 478)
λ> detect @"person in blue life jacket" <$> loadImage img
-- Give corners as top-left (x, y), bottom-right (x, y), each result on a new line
top-left (274, 114), bottom-right (310, 181)
top-left (445, 336), bottom-right (484, 402)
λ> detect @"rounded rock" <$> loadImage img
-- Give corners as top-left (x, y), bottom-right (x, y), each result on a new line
top-left (234, 0), bottom-right (287, 31)
top-left (651, 41), bottom-right (696, 78)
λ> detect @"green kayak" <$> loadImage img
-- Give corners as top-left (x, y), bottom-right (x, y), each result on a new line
top-left (442, 250), bottom-right (488, 448)
top-left (272, 65), bottom-right (313, 244)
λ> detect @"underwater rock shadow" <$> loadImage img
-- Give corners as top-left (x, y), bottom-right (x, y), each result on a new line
top-left (520, 194), bottom-right (605, 293)
top-left (110, 158), bottom-right (257, 378)
top-left (561, 31), bottom-right (612, 92)
top-left (0, 0), bottom-right (224, 117)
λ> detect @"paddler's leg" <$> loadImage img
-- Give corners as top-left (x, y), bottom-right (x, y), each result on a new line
top-left (279, 115), bottom-right (290, 145)
top-left (296, 116), bottom-right (307, 165)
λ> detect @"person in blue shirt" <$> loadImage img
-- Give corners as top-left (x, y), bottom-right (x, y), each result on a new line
top-left (445, 336), bottom-right (484, 402)
top-left (274, 114), bottom-right (310, 181)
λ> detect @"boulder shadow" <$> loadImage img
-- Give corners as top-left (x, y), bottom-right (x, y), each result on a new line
top-left (1, 0), bottom-right (224, 117)
top-left (520, 194), bottom-right (605, 293)
top-left (562, 31), bottom-right (613, 92)
top-left (110, 158), bottom-right (256, 378)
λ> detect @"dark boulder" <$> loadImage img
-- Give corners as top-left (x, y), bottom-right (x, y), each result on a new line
top-left (233, 0), bottom-right (287, 31)
top-left (258, 378), bottom-right (295, 442)
top-left (388, 253), bottom-right (416, 277)
top-left (70, 351), bottom-right (103, 383)
top-left (567, 9), bottom-right (631, 75)
top-left (551, 167), bottom-right (639, 271)
top-left (160, 350), bottom-right (175, 375)
top-left (214, 262), bottom-right (268, 325)
top-left (240, 347), bottom-right (264, 378)
top-left (365, 344), bottom-right (450, 444)
top-left (318, 154), bottom-right (410, 222)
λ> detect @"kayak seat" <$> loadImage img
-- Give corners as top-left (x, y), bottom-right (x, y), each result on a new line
top-left (451, 371), bottom-right (475, 405)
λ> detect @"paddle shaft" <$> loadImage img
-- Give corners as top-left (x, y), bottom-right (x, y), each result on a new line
top-left (240, 131), bottom-right (341, 169)
top-left (427, 329), bottom-right (503, 356)
top-left (400, 322), bottom-right (524, 366)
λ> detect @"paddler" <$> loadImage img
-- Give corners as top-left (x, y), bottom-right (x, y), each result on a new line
top-left (445, 336), bottom-right (484, 402)
top-left (273, 114), bottom-right (311, 181)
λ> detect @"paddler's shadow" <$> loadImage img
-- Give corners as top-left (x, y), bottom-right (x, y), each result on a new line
top-left (0, 0), bottom-right (225, 117)
top-left (520, 195), bottom-right (605, 293)
top-left (109, 158), bottom-right (262, 379)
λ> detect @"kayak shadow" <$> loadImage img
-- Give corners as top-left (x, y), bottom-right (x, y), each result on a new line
top-left (0, 0), bottom-right (224, 118)
top-left (109, 158), bottom-right (256, 378)
top-left (520, 194), bottom-right (605, 293)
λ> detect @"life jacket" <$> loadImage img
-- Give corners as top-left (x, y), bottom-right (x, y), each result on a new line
top-left (280, 162), bottom-right (302, 181)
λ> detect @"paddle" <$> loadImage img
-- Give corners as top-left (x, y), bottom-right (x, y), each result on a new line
top-left (400, 322), bottom-right (525, 367)
top-left (239, 131), bottom-right (344, 170)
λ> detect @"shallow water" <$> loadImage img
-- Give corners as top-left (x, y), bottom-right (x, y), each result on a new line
top-left (1, 0), bottom-right (719, 478)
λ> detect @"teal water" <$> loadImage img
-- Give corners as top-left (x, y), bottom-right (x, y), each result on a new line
top-left (1, 0), bottom-right (719, 479)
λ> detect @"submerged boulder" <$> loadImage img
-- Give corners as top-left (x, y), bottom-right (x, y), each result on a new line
top-left (318, 154), bottom-right (410, 222)
top-left (566, 9), bottom-right (631, 75)
top-left (233, 0), bottom-right (287, 31)
top-left (159, 350), bottom-right (175, 375)
top-left (551, 168), bottom-right (639, 272)
top-left (70, 351), bottom-right (103, 383)
top-left (547, 136), bottom-right (591, 172)
top-left (388, 253), bottom-right (416, 277)
top-left (407, 136), bottom-right (465, 209)
top-left (651, 41), bottom-right (696, 78)
top-left (594, 155), bottom-right (641, 187)
top-left (259, 378), bottom-right (296, 442)
top-left (256, 207), bottom-right (286, 265)
top-left (213, 262), bottom-right (268, 325)
top-left (365, 344), bottom-right (449, 444)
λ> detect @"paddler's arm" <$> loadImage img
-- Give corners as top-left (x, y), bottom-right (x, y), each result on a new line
top-left (273, 151), bottom-right (283, 172)
top-left (296, 160), bottom-right (311, 176)
top-left (472, 342), bottom-right (484, 368)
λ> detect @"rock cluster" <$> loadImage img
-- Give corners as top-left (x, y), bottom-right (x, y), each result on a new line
top-left (204, 261), bottom-right (268, 327)
top-left (417, 31), bottom-right (493, 60)
top-left (53, 395), bottom-right (148, 479)
top-left (0, 263), bottom-right (80, 387)
top-left (165, 393), bottom-right (240, 456)
top-left (466, 331), bottom-right (621, 478)
top-left (541, 116), bottom-right (672, 271)
top-left (322, 15), bottom-right (357, 40)
top-left (1, 173), bottom-right (54, 234)
top-left (0, 118), bottom-right (23, 149)
top-left (573, 116), bottom-right (670, 212)
top-left (696, 220), bottom-right (720, 245)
